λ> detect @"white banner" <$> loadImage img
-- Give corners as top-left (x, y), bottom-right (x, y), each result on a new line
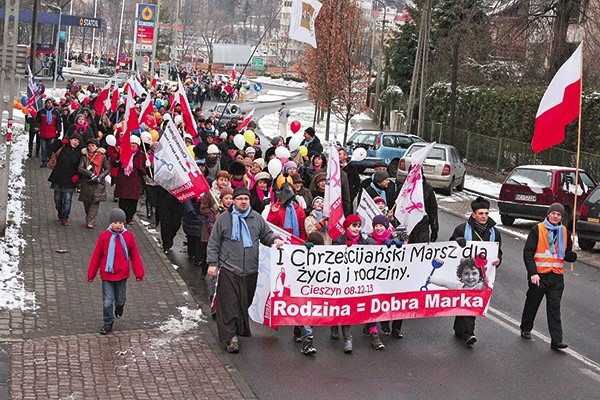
top-left (356, 190), bottom-right (383, 234)
top-left (288, 0), bottom-right (323, 48)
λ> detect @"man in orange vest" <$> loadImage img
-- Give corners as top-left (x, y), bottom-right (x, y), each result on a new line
top-left (520, 203), bottom-right (577, 350)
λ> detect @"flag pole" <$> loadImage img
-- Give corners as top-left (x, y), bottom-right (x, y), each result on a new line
top-left (570, 41), bottom-right (584, 272)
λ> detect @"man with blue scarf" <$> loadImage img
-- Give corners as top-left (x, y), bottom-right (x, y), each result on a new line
top-left (207, 186), bottom-right (284, 353)
top-left (520, 202), bottom-right (577, 350)
top-left (451, 196), bottom-right (503, 347)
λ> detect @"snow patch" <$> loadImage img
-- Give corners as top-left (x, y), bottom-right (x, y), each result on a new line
top-left (155, 306), bottom-right (206, 338)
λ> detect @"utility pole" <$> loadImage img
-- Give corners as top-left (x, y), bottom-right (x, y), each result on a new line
top-left (29, 0), bottom-right (39, 72)
top-left (0, 0), bottom-right (21, 236)
top-left (373, 0), bottom-right (386, 128)
top-left (150, 0), bottom-right (161, 76)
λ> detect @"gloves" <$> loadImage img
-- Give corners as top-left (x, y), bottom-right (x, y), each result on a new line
top-left (62, 138), bottom-right (69, 144)
top-left (564, 251), bottom-right (577, 263)
top-left (385, 239), bottom-right (394, 248)
top-left (430, 230), bottom-right (438, 242)
top-left (455, 237), bottom-right (467, 247)
top-left (71, 174), bottom-right (80, 184)
top-left (395, 240), bottom-right (404, 248)
top-left (304, 242), bottom-right (314, 250)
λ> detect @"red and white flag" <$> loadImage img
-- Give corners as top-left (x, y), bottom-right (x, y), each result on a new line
top-left (532, 43), bottom-right (582, 153)
top-left (110, 86), bottom-right (120, 113)
top-left (231, 64), bottom-right (237, 81)
top-left (324, 142), bottom-right (345, 240)
top-left (176, 76), bottom-right (198, 137)
top-left (236, 108), bottom-right (255, 132)
top-left (126, 76), bottom-right (147, 97)
top-left (151, 73), bottom-right (158, 88)
top-left (266, 222), bottom-right (305, 245)
top-left (120, 88), bottom-right (141, 175)
top-left (138, 91), bottom-right (154, 124)
top-left (25, 65), bottom-right (39, 118)
top-left (93, 82), bottom-right (111, 116)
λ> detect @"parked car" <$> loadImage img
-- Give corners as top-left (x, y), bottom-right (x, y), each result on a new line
top-left (214, 103), bottom-right (242, 130)
top-left (346, 130), bottom-right (424, 176)
top-left (396, 143), bottom-right (467, 195)
top-left (576, 186), bottom-right (600, 250)
top-left (498, 165), bottom-right (596, 226)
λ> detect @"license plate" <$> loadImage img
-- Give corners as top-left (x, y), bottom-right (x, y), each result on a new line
top-left (515, 194), bottom-right (536, 202)
top-left (423, 165), bottom-right (434, 174)
top-left (588, 217), bottom-right (600, 223)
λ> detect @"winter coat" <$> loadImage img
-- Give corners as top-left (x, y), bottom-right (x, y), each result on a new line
top-left (333, 232), bottom-right (374, 246)
top-left (250, 185), bottom-right (272, 214)
top-left (77, 148), bottom-right (110, 203)
top-left (67, 124), bottom-right (95, 143)
top-left (113, 151), bottom-right (147, 200)
top-left (182, 199), bottom-right (203, 237)
top-left (48, 141), bottom-right (82, 189)
top-left (305, 209), bottom-right (332, 245)
top-left (200, 191), bottom-right (222, 242)
top-left (267, 201), bottom-right (307, 240)
top-left (36, 108), bottom-right (61, 139)
top-left (87, 228), bottom-right (144, 282)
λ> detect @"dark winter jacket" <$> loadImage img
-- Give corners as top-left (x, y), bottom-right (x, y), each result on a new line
top-left (450, 215), bottom-right (503, 266)
top-left (182, 199), bottom-right (203, 237)
top-left (77, 148), bottom-right (110, 203)
top-left (48, 141), bottom-right (81, 189)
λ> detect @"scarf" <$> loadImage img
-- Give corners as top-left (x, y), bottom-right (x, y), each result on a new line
top-left (74, 122), bottom-right (89, 132)
top-left (372, 229), bottom-right (392, 245)
top-left (346, 231), bottom-right (360, 246)
top-left (231, 178), bottom-right (245, 188)
top-left (105, 227), bottom-right (129, 273)
top-left (45, 109), bottom-right (53, 125)
top-left (369, 182), bottom-right (387, 204)
top-left (464, 222), bottom-right (496, 242)
top-left (256, 186), bottom-right (270, 202)
top-left (124, 148), bottom-right (139, 176)
top-left (231, 206), bottom-right (253, 248)
top-left (283, 203), bottom-right (300, 237)
top-left (87, 151), bottom-right (102, 175)
top-left (543, 218), bottom-right (565, 258)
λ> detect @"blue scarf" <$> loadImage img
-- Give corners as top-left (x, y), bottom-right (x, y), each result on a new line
top-left (45, 109), bottom-right (53, 125)
top-left (105, 227), bottom-right (129, 273)
top-left (284, 203), bottom-right (300, 237)
top-left (465, 223), bottom-right (496, 242)
top-left (231, 206), bottom-right (253, 248)
top-left (543, 218), bottom-right (565, 258)
top-left (370, 182), bottom-right (387, 204)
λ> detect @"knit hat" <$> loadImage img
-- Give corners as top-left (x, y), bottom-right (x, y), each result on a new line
top-left (312, 196), bottom-right (324, 207)
top-left (130, 135), bottom-right (141, 146)
top-left (373, 196), bottom-right (386, 204)
top-left (471, 196), bottom-right (490, 212)
top-left (283, 160), bottom-right (297, 172)
top-left (304, 127), bottom-right (316, 137)
top-left (252, 158), bottom-right (265, 169)
top-left (207, 144), bottom-right (220, 154)
top-left (220, 187), bottom-right (234, 198)
top-left (372, 214), bottom-right (390, 229)
top-left (314, 172), bottom-right (327, 185)
top-left (69, 133), bottom-right (82, 142)
top-left (290, 173), bottom-right (303, 184)
top-left (87, 138), bottom-right (100, 146)
top-left (254, 171), bottom-right (272, 183)
top-left (245, 146), bottom-right (256, 154)
top-left (374, 170), bottom-right (389, 184)
top-left (109, 208), bottom-right (126, 223)
top-left (228, 161), bottom-right (246, 176)
top-left (343, 214), bottom-right (362, 230)
top-left (232, 186), bottom-right (251, 199)
top-left (548, 202), bottom-right (565, 216)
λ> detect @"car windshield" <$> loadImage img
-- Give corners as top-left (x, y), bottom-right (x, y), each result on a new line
top-left (506, 168), bottom-right (551, 188)
top-left (347, 132), bottom-right (377, 146)
top-left (406, 145), bottom-right (446, 160)
top-left (586, 187), bottom-right (600, 204)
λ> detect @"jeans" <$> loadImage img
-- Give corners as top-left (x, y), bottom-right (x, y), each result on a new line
top-left (40, 137), bottom-right (54, 164)
top-left (102, 279), bottom-right (127, 324)
top-left (300, 325), bottom-right (313, 341)
top-left (53, 189), bottom-right (74, 220)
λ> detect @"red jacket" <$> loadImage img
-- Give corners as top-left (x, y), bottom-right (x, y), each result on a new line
top-left (87, 229), bottom-right (144, 282)
top-left (36, 108), bottom-right (61, 139)
top-left (267, 202), bottom-right (307, 240)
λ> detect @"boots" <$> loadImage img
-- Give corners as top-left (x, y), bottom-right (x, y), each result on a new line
top-left (343, 339), bottom-right (353, 353)
top-left (146, 202), bottom-right (153, 218)
top-left (371, 333), bottom-right (385, 350)
top-left (301, 338), bottom-right (317, 355)
top-left (99, 322), bottom-right (113, 335)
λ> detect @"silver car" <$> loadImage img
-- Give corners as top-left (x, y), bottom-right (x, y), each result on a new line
top-left (396, 143), bottom-right (467, 195)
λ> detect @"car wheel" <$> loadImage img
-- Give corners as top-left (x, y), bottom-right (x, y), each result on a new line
top-left (388, 159), bottom-right (399, 178)
top-left (500, 215), bottom-right (515, 226)
top-left (442, 177), bottom-right (454, 195)
top-left (578, 238), bottom-right (595, 251)
top-left (456, 174), bottom-right (465, 191)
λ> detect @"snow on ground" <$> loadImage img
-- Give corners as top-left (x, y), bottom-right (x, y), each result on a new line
top-left (463, 175), bottom-right (502, 198)
top-left (151, 306), bottom-right (207, 347)
top-left (253, 76), bottom-right (307, 89)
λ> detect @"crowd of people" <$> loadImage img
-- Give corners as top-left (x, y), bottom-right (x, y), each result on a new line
top-left (23, 73), bottom-right (575, 356)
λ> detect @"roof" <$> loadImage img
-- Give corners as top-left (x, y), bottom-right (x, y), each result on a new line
top-left (514, 165), bottom-right (583, 171)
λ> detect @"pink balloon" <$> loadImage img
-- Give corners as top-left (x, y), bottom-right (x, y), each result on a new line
top-left (290, 120), bottom-right (301, 134)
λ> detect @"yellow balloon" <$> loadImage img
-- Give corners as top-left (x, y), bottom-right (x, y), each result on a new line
top-left (275, 173), bottom-right (294, 190)
top-left (150, 129), bottom-right (159, 141)
top-left (298, 145), bottom-right (308, 157)
top-left (243, 130), bottom-right (256, 146)
top-left (188, 145), bottom-right (195, 157)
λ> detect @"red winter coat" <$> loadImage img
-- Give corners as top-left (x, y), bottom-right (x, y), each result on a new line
top-left (113, 151), bottom-right (147, 200)
top-left (87, 229), bottom-right (144, 282)
top-left (267, 202), bottom-right (307, 240)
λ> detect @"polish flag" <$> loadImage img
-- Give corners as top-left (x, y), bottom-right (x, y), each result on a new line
top-left (324, 141), bottom-right (345, 240)
top-left (93, 82), bottom-right (111, 116)
top-left (236, 108), bottom-right (255, 132)
top-left (266, 222), bottom-right (305, 245)
top-left (110, 87), bottom-right (120, 113)
top-left (532, 44), bottom-right (582, 153)
top-left (151, 73), bottom-right (158, 88)
top-left (120, 88), bottom-right (141, 174)
top-left (231, 64), bottom-right (237, 81)
top-left (176, 75), bottom-right (198, 137)
top-left (138, 91), bottom-right (154, 124)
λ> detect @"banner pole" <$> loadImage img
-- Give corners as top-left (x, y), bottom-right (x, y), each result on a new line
top-left (571, 41), bottom-right (584, 272)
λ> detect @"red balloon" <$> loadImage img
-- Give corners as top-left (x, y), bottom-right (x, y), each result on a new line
top-left (83, 97), bottom-right (91, 104)
top-left (290, 120), bottom-right (301, 134)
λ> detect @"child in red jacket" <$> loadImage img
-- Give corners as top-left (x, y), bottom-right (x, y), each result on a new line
top-left (88, 208), bottom-right (144, 334)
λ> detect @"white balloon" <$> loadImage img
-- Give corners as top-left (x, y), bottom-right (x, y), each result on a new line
top-left (233, 134), bottom-right (246, 150)
top-left (141, 131), bottom-right (153, 144)
top-left (174, 115), bottom-right (183, 125)
top-left (350, 147), bottom-right (367, 162)
top-left (288, 134), bottom-right (304, 152)
top-left (105, 135), bottom-right (117, 147)
top-left (275, 146), bottom-right (290, 159)
top-left (268, 158), bottom-right (283, 178)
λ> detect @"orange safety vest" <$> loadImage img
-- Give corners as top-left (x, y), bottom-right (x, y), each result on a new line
top-left (533, 223), bottom-right (567, 275)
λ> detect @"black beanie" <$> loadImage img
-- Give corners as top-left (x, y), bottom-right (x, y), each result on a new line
top-left (471, 196), bottom-right (490, 212)
top-left (548, 202), bottom-right (565, 216)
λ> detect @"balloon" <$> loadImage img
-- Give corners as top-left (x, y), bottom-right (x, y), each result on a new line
top-left (141, 131), bottom-right (153, 144)
top-left (21, 96), bottom-right (27, 106)
top-left (268, 158), bottom-right (283, 178)
top-left (98, 131), bottom-right (104, 140)
top-left (155, 99), bottom-right (162, 108)
top-left (105, 135), bottom-right (117, 147)
top-left (162, 99), bottom-right (169, 108)
top-left (83, 97), bottom-right (91, 104)
top-left (288, 134), bottom-right (303, 151)
top-left (174, 115), bottom-right (183, 125)
top-left (276, 173), bottom-right (294, 190)
top-left (350, 147), bottom-right (367, 162)
top-left (243, 130), bottom-right (255, 146)
top-left (150, 129), bottom-right (159, 141)
top-left (290, 120), bottom-right (301, 134)
top-left (154, 112), bottom-right (161, 120)
top-left (275, 146), bottom-right (290, 159)
top-left (13, 100), bottom-right (22, 110)
top-left (187, 145), bottom-right (195, 157)
top-left (22, 107), bottom-right (30, 115)
top-left (233, 134), bottom-right (246, 150)
top-left (298, 145), bottom-right (308, 157)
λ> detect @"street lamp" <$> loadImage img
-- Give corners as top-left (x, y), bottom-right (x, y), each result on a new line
top-left (372, 0), bottom-right (386, 129)
top-left (44, 2), bottom-right (61, 89)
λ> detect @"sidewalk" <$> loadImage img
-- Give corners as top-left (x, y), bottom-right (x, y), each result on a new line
top-left (1, 155), bottom-right (250, 399)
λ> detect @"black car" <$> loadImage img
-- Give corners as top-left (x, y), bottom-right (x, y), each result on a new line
top-left (576, 186), bottom-right (600, 250)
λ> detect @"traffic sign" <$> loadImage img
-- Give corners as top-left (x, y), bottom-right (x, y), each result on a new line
top-left (253, 82), bottom-right (263, 92)
top-left (252, 57), bottom-right (264, 71)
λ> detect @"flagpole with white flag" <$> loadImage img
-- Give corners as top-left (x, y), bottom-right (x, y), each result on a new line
top-left (571, 41), bottom-right (584, 271)
top-left (323, 141), bottom-right (345, 240)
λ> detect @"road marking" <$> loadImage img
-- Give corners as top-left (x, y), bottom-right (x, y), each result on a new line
top-left (488, 307), bottom-right (600, 375)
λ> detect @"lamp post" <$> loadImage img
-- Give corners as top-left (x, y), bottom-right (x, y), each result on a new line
top-left (372, 0), bottom-right (386, 128)
top-left (44, 2), bottom-right (61, 89)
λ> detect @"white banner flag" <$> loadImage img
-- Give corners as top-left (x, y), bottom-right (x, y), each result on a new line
top-left (288, 0), bottom-right (323, 48)
top-left (323, 142), bottom-right (345, 240)
top-left (394, 142), bottom-right (436, 235)
top-left (356, 190), bottom-right (384, 234)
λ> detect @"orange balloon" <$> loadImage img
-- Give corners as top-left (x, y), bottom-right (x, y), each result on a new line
top-left (150, 129), bottom-right (159, 141)
top-left (98, 131), bottom-right (104, 140)
top-left (22, 107), bottom-right (30, 115)
top-left (154, 112), bottom-right (161, 120)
